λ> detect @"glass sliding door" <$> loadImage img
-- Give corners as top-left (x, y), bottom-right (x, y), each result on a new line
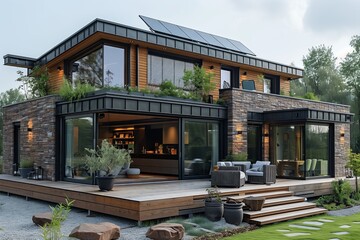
top-left (305, 124), bottom-right (330, 177)
top-left (183, 120), bottom-right (219, 178)
top-left (270, 125), bottom-right (304, 179)
top-left (247, 125), bottom-right (262, 163)
top-left (64, 116), bottom-right (93, 182)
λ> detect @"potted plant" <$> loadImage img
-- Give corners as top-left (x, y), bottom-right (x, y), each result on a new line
top-left (19, 159), bottom-right (34, 178)
top-left (204, 187), bottom-right (223, 221)
top-left (84, 139), bottom-right (132, 191)
top-left (223, 198), bottom-right (245, 226)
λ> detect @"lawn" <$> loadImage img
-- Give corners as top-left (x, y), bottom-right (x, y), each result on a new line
top-left (223, 213), bottom-right (360, 240)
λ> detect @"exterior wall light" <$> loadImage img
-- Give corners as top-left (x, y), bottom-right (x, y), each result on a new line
top-left (243, 71), bottom-right (247, 76)
top-left (27, 127), bottom-right (32, 132)
top-left (57, 66), bottom-right (62, 71)
top-left (340, 133), bottom-right (345, 138)
top-left (209, 65), bottom-right (214, 69)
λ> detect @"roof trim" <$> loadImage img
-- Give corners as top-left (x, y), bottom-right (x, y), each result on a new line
top-left (3, 54), bottom-right (36, 68)
top-left (3, 18), bottom-right (304, 77)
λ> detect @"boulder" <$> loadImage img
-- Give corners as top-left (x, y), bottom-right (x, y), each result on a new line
top-left (146, 223), bottom-right (185, 240)
top-left (69, 222), bottom-right (120, 240)
top-left (32, 212), bottom-right (52, 227)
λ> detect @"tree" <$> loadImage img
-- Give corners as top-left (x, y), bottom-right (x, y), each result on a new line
top-left (183, 66), bottom-right (216, 102)
top-left (16, 66), bottom-right (49, 99)
top-left (341, 36), bottom-right (360, 152)
top-left (303, 45), bottom-right (349, 104)
top-left (0, 89), bottom-right (25, 155)
top-left (347, 150), bottom-right (360, 194)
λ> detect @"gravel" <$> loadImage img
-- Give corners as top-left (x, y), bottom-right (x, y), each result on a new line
top-left (327, 205), bottom-right (360, 217)
top-left (0, 193), bottom-right (242, 240)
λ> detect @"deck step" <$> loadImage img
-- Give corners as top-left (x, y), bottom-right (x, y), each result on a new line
top-left (249, 207), bottom-right (327, 225)
top-left (228, 190), bottom-right (294, 202)
top-left (263, 196), bottom-right (305, 207)
top-left (244, 202), bottom-right (316, 219)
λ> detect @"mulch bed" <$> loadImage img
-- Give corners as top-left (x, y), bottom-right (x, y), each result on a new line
top-left (192, 225), bottom-right (258, 240)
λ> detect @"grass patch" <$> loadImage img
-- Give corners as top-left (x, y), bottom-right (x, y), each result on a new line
top-left (223, 213), bottom-right (360, 240)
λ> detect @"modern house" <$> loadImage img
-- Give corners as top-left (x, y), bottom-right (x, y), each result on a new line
top-left (2, 16), bottom-right (352, 185)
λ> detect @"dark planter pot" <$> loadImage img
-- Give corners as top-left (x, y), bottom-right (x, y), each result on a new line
top-left (224, 202), bottom-right (244, 226)
top-left (19, 168), bottom-right (33, 178)
top-left (204, 200), bottom-right (224, 221)
top-left (96, 176), bottom-right (115, 191)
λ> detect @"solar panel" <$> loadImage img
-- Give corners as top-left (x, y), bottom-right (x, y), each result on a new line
top-left (139, 15), bottom-right (255, 56)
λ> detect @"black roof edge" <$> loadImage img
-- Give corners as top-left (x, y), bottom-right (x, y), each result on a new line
top-left (4, 18), bottom-right (304, 77)
top-left (3, 54), bottom-right (36, 68)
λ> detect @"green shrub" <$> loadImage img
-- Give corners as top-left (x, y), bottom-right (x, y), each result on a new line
top-left (316, 195), bottom-right (334, 207)
top-left (59, 79), bottom-right (95, 101)
top-left (303, 92), bottom-right (319, 100)
top-left (332, 179), bottom-right (352, 206)
top-left (19, 159), bottom-right (33, 168)
top-left (183, 66), bottom-right (216, 102)
top-left (40, 198), bottom-right (74, 240)
top-left (225, 153), bottom-right (248, 161)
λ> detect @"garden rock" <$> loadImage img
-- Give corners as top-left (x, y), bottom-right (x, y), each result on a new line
top-left (69, 222), bottom-right (120, 240)
top-left (32, 212), bottom-right (52, 226)
top-left (146, 223), bottom-right (185, 240)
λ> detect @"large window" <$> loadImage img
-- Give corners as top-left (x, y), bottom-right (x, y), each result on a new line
top-left (65, 116), bottom-right (93, 182)
top-left (305, 124), bottom-right (330, 177)
top-left (71, 45), bottom-right (126, 88)
top-left (221, 66), bottom-right (239, 89)
top-left (183, 121), bottom-right (219, 177)
top-left (148, 54), bottom-right (194, 88)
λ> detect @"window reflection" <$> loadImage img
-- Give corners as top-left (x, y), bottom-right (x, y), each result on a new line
top-left (65, 117), bottom-right (93, 182)
top-left (184, 121), bottom-right (219, 177)
top-left (71, 45), bottom-right (125, 88)
top-left (148, 54), bottom-right (194, 88)
top-left (221, 69), bottom-right (231, 89)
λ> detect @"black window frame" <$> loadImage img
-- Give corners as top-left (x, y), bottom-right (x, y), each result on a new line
top-left (221, 65), bottom-right (239, 89)
top-left (65, 40), bottom-right (130, 88)
top-left (147, 49), bottom-right (201, 88)
top-left (263, 74), bottom-right (280, 94)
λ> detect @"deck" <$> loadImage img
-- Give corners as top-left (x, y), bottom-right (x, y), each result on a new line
top-left (0, 175), bottom-right (339, 223)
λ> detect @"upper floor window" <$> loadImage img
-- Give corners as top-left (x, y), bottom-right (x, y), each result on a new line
top-left (221, 69), bottom-right (231, 89)
top-left (71, 45), bottom-right (126, 88)
top-left (263, 74), bottom-right (280, 94)
top-left (147, 53), bottom-right (195, 88)
top-left (220, 66), bottom-right (239, 89)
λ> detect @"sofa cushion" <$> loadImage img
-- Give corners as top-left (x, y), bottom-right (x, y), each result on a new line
top-left (246, 170), bottom-right (263, 177)
top-left (232, 161), bottom-right (251, 170)
top-left (255, 161), bottom-right (271, 166)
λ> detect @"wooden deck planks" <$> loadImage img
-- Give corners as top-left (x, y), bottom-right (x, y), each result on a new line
top-left (0, 175), bottom-right (341, 222)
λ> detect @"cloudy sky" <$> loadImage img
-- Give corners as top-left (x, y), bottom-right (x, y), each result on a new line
top-left (1, 0), bottom-right (359, 93)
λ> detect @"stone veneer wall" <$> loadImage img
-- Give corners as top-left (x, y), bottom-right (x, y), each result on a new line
top-left (2, 95), bottom-right (60, 180)
top-left (220, 89), bottom-right (351, 178)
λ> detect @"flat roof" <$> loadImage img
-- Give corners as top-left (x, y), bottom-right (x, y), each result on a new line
top-left (3, 18), bottom-right (304, 77)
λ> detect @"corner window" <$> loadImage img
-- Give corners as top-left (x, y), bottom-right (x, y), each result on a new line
top-left (71, 45), bottom-right (126, 88)
top-left (147, 53), bottom-right (195, 88)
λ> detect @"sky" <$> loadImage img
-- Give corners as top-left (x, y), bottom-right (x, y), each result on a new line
top-left (1, 0), bottom-right (360, 93)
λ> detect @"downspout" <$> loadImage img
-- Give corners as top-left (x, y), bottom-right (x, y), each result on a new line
top-left (136, 45), bottom-right (139, 87)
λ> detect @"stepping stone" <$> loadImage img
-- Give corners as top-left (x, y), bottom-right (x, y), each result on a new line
top-left (146, 223), bottom-right (185, 240)
top-left (289, 224), bottom-right (320, 230)
top-left (339, 225), bottom-right (351, 228)
top-left (303, 221), bottom-right (324, 226)
top-left (329, 239), bottom-right (340, 240)
top-left (284, 233), bottom-right (311, 237)
top-left (277, 229), bottom-right (290, 232)
top-left (69, 222), bottom-right (120, 240)
top-left (332, 232), bottom-right (349, 235)
top-left (32, 212), bottom-right (52, 227)
top-left (353, 222), bottom-right (360, 224)
top-left (318, 219), bottom-right (334, 223)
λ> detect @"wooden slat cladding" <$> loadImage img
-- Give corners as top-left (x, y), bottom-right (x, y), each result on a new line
top-left (137, 47), bottom-right (148, 89)
top-left (129, 45), bottom-right (137, 87)
top-left (48, 63), bottom-right (64, 93)
top-left (202, 61), bottom-right (221, 100)
top-left (280, 76), bottom-right (290, 96)
top-left (240, 69), bottom-right (264, 92)
top-left (43, 31), bottom-right (294, 96)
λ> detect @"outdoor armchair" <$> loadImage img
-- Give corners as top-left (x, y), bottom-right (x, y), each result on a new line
top-left (246, 161), bottom-right (276, 184)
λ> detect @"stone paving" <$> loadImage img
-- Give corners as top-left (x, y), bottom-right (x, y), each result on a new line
top-left (276, 218), bottom-right (354, 238)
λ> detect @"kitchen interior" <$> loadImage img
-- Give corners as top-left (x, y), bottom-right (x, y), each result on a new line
top-left (98, 113), bottom-right (179, 180)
